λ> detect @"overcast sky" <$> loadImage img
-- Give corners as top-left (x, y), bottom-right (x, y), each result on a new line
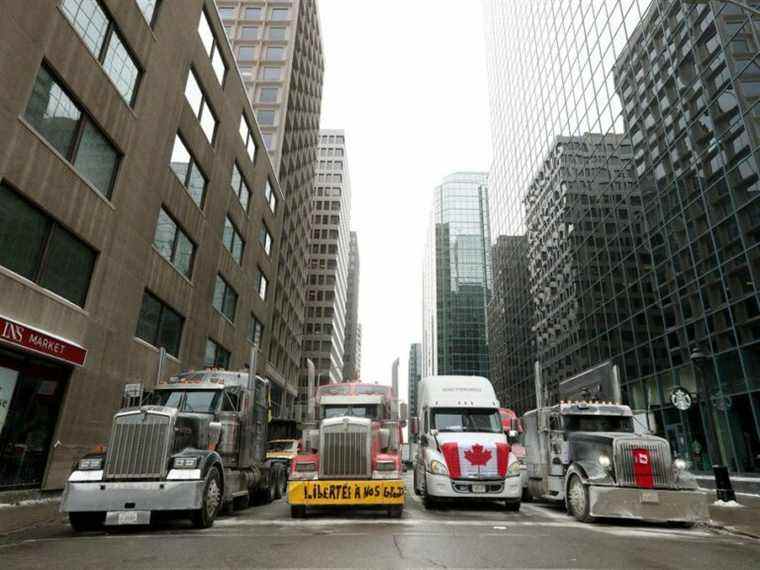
top-left (317, 0), bottom-right (492, 401)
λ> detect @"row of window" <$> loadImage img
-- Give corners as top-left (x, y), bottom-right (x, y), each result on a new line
top-left (319, 147), bottom-right (344, 157)
top-left (218, 5), bottom-right (289, 22)
top-left (320, 134), bottom-right (345, 144)
top-left (136, 288), bottom-right (265, 361)
top-left (226, 25), bottom-right (288, 42)
top-left (240, 64), bottom-right (283, 82)
top-left (315, 173), bottom-right (343, 183)
top-left (238, 45), bottom-right (287, 62)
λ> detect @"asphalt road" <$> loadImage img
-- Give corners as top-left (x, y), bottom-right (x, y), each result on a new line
top-left (2, 472), bottom-right (759, 569)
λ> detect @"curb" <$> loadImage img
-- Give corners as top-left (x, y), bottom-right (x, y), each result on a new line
top-left (704, 520), bottom-right (760, 540)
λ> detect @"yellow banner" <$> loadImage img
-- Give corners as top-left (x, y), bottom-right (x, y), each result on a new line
top-left (288, 479), bottom-right (405, 505)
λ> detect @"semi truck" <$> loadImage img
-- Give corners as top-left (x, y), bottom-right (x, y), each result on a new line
top-left (287, 359), bottom-right (406, 518)
top-left (523, 361), bottom-right (709, 524)
top-left (411, 376), bottom-right (523, 511)
top-left (61, 368), bottom-right (285, 531)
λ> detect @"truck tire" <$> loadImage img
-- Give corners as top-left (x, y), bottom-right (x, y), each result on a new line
top-left (387, 505), bottom-right (403, 518)
top-left (504, 499), bottom-right (521, 512)
top-left (252, 476), bottom-right (275, 505)
top-left (521, 486), bottom-right (533, 502)
top-left (566, 474), bottom-right (595, 523)
top-left (413, 469), bottom-right (422, 496)
top-left (273, 465), bottom-right (287, 500)
top-left (68, 512), bottom-right (104, 532)
top-left (421, 476), bottom-right (437, 510)
top-left (291, 505), bottom-right (306, 518)
top-left (233, 492), bottom-right (250, 511)
top-left (192, 465), bottom-right (222, 529)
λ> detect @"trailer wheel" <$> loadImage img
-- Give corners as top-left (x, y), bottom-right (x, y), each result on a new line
top-left (504, 499), bottom-right (521, 512)
top-left (192, 465), bottom-right (222, 529)
top-left (272, 464), bottom-right (287, 500)
top-left (566, 474), bottom-right (594, 523)
top-left (291, 505), bottom-right (306, 518)
top-left (412, 468), bottom-right (422, 496)
top-left (68, 512), bottom-right (104, 532)
top-left (387, 505), bottom-right (403, 518)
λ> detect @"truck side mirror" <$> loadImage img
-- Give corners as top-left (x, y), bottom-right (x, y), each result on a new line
top-left (410, 417), bottom-right (419, 435)
top-left (400, 402), bottom-right (408, 422)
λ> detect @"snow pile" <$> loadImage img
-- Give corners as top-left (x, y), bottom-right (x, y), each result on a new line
top-left (0, 497), bottom-right (59, 509)
top-left (712, 500), bottom-right (744, 508)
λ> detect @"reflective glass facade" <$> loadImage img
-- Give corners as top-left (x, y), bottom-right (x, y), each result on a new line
top-left (423, 173), bottom-right (491, 378)
top-left (484, 1), bottom-right (760, 473)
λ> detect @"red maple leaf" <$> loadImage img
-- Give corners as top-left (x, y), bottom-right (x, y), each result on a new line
top-left (463, 444), bottom-right (492, 466)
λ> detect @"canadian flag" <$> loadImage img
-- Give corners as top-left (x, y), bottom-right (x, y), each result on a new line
top-left (441, 441), bottom-right (508, 479)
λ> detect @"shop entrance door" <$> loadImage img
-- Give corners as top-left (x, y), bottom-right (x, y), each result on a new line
top-left (0, 348), bottom-right (70, 489)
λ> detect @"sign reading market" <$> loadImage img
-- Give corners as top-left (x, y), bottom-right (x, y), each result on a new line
top-left (0, 315), bottom-right (87, 367)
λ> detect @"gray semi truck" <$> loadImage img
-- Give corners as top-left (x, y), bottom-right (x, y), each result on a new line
top-left (61, 369), bottom-right (286, 531)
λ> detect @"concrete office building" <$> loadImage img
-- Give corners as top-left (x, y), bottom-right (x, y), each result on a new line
top-left (484, 0), bottom-right (760, 474)
top-left (342, 231), bottom-right (361, 381)
top-left (302, 130), bottom-right (352, 386)
top-left (218, 0), bottom-right (325, 399)
top-left (0, 0), bottom-right (284, 489)
top-left (422, 173), bottom-right (491, 378)
top-left (408, 343), bottom-right (422, 427)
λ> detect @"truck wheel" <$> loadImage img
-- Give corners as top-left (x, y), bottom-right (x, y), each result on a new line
top-left (421, 477), bottom-right (437, 510)
top-left (387, 505), bottom-right (403, 518)
top-left (273, 466), bottom-right (286, 500)
top-left (566, 474), bottom-right (594, 523)
top-left (504, 500), bottom-right (521, 512)
top-left (413, 469), bottom-right (422, 496)
top-left (233, 492), bottom-right (250, 511)
top-left (68, 512), bottom-right (104, 532)
top-left (521, 486), bottom-right (533, 502)
top-left (192, 465), bottom-right (222, 529)
top-left (291, 505), bottom-right (306, 518)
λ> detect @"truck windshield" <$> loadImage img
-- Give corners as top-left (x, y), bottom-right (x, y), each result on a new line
top-left (152, 390), bottom-right (220, 413)
top-left (268, 441), bottom-right (297, 453)
top-left (321, 405), bottom-right (379, 419)
top-left (564, 415), bottom-right (634, 432)
top-left (432, 408), bottom-right (501, 433)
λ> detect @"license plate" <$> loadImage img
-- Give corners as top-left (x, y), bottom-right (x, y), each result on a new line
top-left (641, 490), bottom-right (659, 504)
top-left (105, 510), bottom-right (150, 525)
top-left (472, 484), bottom-right (487, 493)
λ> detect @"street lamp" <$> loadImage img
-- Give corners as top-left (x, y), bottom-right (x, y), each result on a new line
top-left (690, 345), bottom-right (736, 502)
top-left (683, 0), bottom-right (760, 18)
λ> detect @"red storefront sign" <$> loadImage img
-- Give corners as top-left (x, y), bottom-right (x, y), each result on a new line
top-left (0, 315), bottom-right (87, 367)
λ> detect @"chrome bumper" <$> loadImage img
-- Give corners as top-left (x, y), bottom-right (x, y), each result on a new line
top-left (589, 486), bottom-right (709, 522)
top-left (61, 480), bottom-right (206, 513)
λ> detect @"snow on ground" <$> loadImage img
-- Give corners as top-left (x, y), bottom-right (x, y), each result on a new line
top-left (0, 497), bottom-right (59, 509)
top-left (712, 500), bottom-right (743, 508)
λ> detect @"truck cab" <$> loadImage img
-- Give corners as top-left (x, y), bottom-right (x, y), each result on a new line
top-left (288, 379), bottom-right (406, 518)
top-left (524, 399), bottom-right (709, 524)
top-left (411, 376), bottom-right (522, 511)
top-left (61, 369), bottom-right (283, 531)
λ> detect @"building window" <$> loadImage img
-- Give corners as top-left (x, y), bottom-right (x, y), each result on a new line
top-left (240, 26), bottom-right (259, 40)
top-left (197, 9), bottom-right (227, 84)
top-left (230, 162), bottom-right (250, 212)
top-left (238, 46), bottom-right (256, 60)
top-left (267, 27), bottom-right (286, 40)
top-left (153, 208), bottom-right (195, 277)
top-left (60, 0), bottom-right (141, 105)
top-left (135, 290), bottom-right (184, 357)
top-left (169, 134), bottom-right (207, 208)
top-left (212, 274), bottom-right (238, 321)
top-left (249, 314), bottom-right (264, 346)
top-left (24, 66), bottom-right (120, 199)
top-left (264, 179), bottom-right (277, 213)
top-left (245, 6), bottom-right (262, 20)
top-left (262, 132), bottom-right (275, 150)
top-left (260, 66), bottom-right (281, 80)
top-left (256, 109), bottom-right (276, 126)
top-left (223, 216), bottom-right (245, 265)
top-left (184, 67), bottom-right (218, 144)
top-left (256, 269), bottom-right (268, 300)
top-left (258, 86), bottom-right (279, 103)
top-left (205, 338), bottom-right (230, 368)
top-left (239, 115), bottom-right (257, 162)
top-left (136, 0), bottom-right (160, 26)
top-left (0, 182), bottom-right (96, 307)
top-left (271, 8), bottom-right (289, 20)
top-left (259, 224), bottom-right (272, 255)
top-left (217, 6), bottom-right (235, 19)
top-left (265, 46), bottom-right (285, 60)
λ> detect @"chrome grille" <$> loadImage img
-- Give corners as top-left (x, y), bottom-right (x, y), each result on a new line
top-left (613, 438), bottom-right (673, 488)
top-left (320, 422), bottom-right (371, 479)
top-left (104, 412), bottom-right (172, 479)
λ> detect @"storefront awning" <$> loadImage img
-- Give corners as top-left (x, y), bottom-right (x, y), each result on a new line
top-left (0, 314), bottom-right (87, 367)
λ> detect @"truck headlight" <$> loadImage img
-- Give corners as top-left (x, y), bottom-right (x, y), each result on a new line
top-left (598, 455), bottom-right (611, 468)
top-left (429, 460), bottom-right (448, 476)
top-left (376, 460), bottom-right (396, 472)
top-left (507, 461), bottom-right (521, 477)
top-left (674, 458), bottom-right (688, 471)
top-left (78, 457), bottom-right (103, 471)
top-left (173, 456), bottom-right (199, 469)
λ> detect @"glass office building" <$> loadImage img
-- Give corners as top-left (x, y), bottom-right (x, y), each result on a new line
top-left (484, 1), bottom-right (760, 473)
top-left (422, 173), bottom-right (492, 378)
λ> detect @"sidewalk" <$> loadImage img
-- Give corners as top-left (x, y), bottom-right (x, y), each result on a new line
top-left (0, 490), bottom-right (64, 536)
top-left (706, 491), bottom-right (760, 539)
